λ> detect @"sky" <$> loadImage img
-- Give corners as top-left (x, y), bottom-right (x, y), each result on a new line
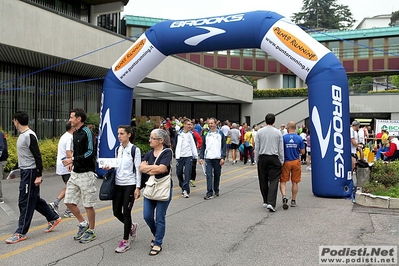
top-left (123, 0), bottom-right (399, 28)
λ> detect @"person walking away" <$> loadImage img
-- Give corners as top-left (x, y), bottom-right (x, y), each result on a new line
top-left (190, 122), bottom-right (202, 187)
top-left (243, 125), bottom-right (255, 165)
top-left (280, 121), bottom-right (305, 209)
top-left (5, 111), bottom-right (61, 244)
top-left (306, 131), bottom-right (311, 171)
top-left (228, 123), bottom-right (241, 165)
top-left (140, 129), bottom-right (173, 256)
top-left (300, 127), bottom-right (307, 164)
top-left (199, 117), bottom-right (226, 200)
top-left (62, 108), bottom-right (97, 243)
top-left (0, 130), bottom-right (9, 203)
top-left (239, 122), bottom-right (247, 161)
top-left (254, 113), bottom-right (284, 212)
top-left (175, 118), bottom-right (198, 198)
top-left (103, 125), bottom-right (141, 253)
top-left (221, 121), bottom-right (230, 161)
top-left (48, 122), bottom-right (75, 218)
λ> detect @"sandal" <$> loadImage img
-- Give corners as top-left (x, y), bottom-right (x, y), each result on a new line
top-left (149, 246), bottom-right (162, 256)
top-left (150, 239), bottom-right (154, 247)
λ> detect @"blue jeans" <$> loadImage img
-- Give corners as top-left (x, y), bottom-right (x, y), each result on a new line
top-left (205, 159), bottom-right (222, 196)
top-left (143, 186), bottom-right (172, 247)
top-left (376, 146), bottom-right (389, 160)
top-left (176, 156), bottom-right (192, 194)
top-left (243, 146), bottom-right (254, 164)
top-left (17, 169), bottom-right (59, 235)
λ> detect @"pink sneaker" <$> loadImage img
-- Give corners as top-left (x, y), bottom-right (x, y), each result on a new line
top-left (130, 222), bottom-right (138, 240)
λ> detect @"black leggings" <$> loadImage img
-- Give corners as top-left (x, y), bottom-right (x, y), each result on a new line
top-left (190, 158), bottom-right (197, 181)
top-left (112, 185), bottom-right (136, 240)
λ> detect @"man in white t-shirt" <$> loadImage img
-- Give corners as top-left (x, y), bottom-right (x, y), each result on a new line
top-left (48, 122), bottom-right (75, 218)
top-left (358, 126), bottom-right (365, 145)
top-left (350, 121), bottom-right (361, 171)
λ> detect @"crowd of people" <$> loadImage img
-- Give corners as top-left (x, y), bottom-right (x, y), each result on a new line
top-left (4, 110), bottom-right (399, 256)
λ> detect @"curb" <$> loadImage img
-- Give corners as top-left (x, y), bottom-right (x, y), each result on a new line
top-left (355, 188), bottom-right (399, 209)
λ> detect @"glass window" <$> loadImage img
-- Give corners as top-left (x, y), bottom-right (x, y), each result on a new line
top-left (388, 36), bottom-right (399, 56)
top-left (343, 40), bottom-right (354, 58)
top-left (328, 41), bottom-right (340, 58)
top-left (283, 75), bottom-right (296, 89)
top-left (0, 62), bottom-right (102, 139)
top-left (255, 49), bottom-right (266, 58)
top-left (130, 27), bottom-right (143, 39)
top-left (372, 38), bottom-right (385, 57)
top-left (357, 39), bottom-right (369, 58)
top-left (243, 49), bottom-right (253, 57)
top-left (230, 50), bottom-right (241, 57)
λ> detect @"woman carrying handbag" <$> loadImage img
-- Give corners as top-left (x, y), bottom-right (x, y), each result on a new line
top-left (140, 129), bottom-right (173, 256)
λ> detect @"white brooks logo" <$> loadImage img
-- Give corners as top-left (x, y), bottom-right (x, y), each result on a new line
top-left (100, 108), bottom-right (117, 150)
top-left (184, 27), bottom-right (226, 46)
top-left (312, 106), bottom-right (331, 158)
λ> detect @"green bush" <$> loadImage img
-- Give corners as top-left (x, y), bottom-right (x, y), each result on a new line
top-left (363, 161), bottom-right (399, 195)
top-left (3, 118), bottom-right (155, 173)
top-left (4, 134), bottom-right (58, 173)
top-left (134, 120), bottom-right (154, 155)
top-left (253, 88), bottom-right (308, 98)
top-left (367, 89), bottom-right (399, 94)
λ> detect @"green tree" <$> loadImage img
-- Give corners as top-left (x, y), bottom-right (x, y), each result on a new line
top-left (348, 76), bottom-right (373, 93)
top-left (292, 0), bottom-right (356, 30)
top-left (391, 75), bottom-right (399, 88)
top-left (389, 11), bottom-right (399, 26)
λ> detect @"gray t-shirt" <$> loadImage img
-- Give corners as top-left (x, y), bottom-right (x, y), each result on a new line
top-left (228, 128), bottom-right (241, 144)
top-left (17, 129), bottom-right (43, 175)
top-left (254, 125), bottom-right (284, 164)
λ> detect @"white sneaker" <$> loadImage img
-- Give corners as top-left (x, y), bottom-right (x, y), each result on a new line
top-left (183, 190), bottom-right (189, 198)
top-left (48, 202), bottom-right (59, 215)
top-left (266, 204), bottom-right (276, 212)
top-left (306, 166), bottom-right (311, 171)
top-left (115, 240), bottom-right (130, 253)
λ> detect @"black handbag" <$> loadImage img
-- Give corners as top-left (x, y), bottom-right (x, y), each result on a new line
top-left (99, 169), bottom-right (116, 200)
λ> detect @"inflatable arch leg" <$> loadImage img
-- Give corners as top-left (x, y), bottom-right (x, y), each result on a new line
top-left (98, 10), bottom-right (353, 197)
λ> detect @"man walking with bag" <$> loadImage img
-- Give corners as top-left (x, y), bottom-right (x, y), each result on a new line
top-left (62, 108), bottom-right (97, 243)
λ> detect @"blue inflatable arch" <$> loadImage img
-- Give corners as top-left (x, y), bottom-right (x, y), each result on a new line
top-left (98, 10), bottom-right (353, 198)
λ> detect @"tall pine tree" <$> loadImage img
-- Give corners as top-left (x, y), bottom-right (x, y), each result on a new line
top-left (292, 0), bottom-right (356, 30)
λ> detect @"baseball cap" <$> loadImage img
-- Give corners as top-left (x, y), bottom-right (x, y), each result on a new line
top-left (171, 121), bottom-right (176, 125)
top-left (351, 121), bottom-right (360, 126)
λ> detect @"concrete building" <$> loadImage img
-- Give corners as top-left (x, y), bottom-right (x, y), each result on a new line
top-left (0, 0), bottom-right (251, 138)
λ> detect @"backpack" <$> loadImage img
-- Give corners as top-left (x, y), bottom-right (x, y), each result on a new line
top-left (116, 144), bottom-right (137, 175)
top-left (0, 132), bottom-right (8, 161)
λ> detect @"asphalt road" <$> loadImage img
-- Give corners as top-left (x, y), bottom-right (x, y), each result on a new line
top-left (0, 161), bottom-right (398, 266)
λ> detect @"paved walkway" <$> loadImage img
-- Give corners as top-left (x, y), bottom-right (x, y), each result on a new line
top-left (0, 162), bottom-right (398, 265)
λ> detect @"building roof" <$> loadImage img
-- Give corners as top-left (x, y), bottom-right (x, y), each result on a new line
top-left (82, 0), bottom-right (129, 5)
top-left (309, 26), bottom-right (399, 41)
top-left (123, 15), bottom-right (166, 27)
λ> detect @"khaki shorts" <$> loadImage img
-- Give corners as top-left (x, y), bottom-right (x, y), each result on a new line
top-left (64, 171), bottom-right (97, 208)
top-left (280, 159), bottom-right (302, 183)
